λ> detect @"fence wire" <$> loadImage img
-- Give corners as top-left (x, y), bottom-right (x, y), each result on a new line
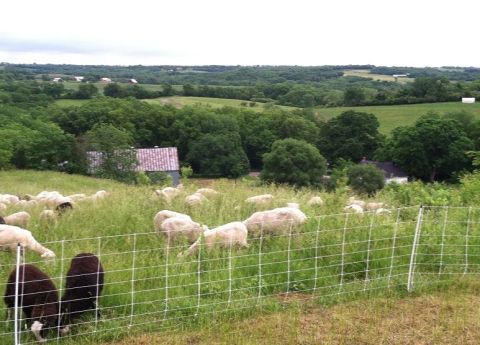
top-left (0, 205), bottom-right (479, 344)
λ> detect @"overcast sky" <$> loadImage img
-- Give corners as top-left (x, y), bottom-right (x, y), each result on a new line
top-left (1, 0), bottom-right (479, 67)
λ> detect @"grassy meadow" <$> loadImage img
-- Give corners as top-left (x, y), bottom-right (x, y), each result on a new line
top-left (342, 69), bottom-right (414, 84)
top-left (0, 171), bottom-right (479, 344)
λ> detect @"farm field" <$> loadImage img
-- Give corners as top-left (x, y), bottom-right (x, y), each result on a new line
top-left (0, 170), bottom-right (480, 344)
top-left (144, 96), bottom-right (298, 111)
top-left (343, 69), bottom-right (415, 84)
top-left (316, 102), bottom-right (480, 134)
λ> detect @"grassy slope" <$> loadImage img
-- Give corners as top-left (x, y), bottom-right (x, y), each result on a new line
top-left (343, 69), bottom-right (414, 84)
top-left (315, 102), bottom-right (480, 134)
top-left (104, 283), bottom-right (480, 345)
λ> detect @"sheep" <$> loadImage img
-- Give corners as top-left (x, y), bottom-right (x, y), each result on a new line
top-left (158, 216), bottom-right (207, 246)
top-left (180, 222), bottom-right (248, 257)
top-left (245, 194), bottom-right (274, 205)
top-left (66, 194), bottom-right (87, 201)
top-left (286, 202), bottom-right (300, 209)
top-left (4, 211), bottom-right (31, 228)
top-left (40, 210), bottom-right (57, 223)
top-left (0, 224), bottom-right (56, 258)
top-left (243, 206), bottom-right (307, 234)
top-left (195, 188), bottom-right (219, 198)
top-left (0, 194), bottom-right (20, 205)
top-left (55, 201), bottom-right (74, 215)
top-left (185, 193), bottom-right (207, 206)
top-left (347, 197), bottom-right (366, 208)
top-left (153, 210), bottom-right (192, 233)
top-left (375, 208), bottom-right (392, 215)
top-left (4, 264), bottom-right (59, 343)
top-left (0, 216), bottom-right (5, 224)
top-left (365, 202), bottom-right (386, 211)
top-left (0, 202), bottom-right (6, 213)
top-left (155, 187), bottom-right (182, 202)
top-left (344, 204), bottom-right (364, 214)
top-left (59, 253), bottom-right (104, 335)
top-left (308, 196), bottom-right (324, 206)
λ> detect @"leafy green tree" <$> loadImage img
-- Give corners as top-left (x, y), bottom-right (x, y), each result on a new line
top-left (103, 83), bottom-right (124, 98)
top-left (344, 87), bottom-right (365, 106)
top-left (317, 110), bottom-right (384, 164)
top-left (261, 138), bottom-right (326, 187)
top-left (347, 164), bottom-right (385, 195)
top-left (162, 83), bottom-right (174, 96)
top-left (379, 114), bottom-right (474, 181)
top-left (75, 83), bottom-right (98, 99)
top-left (187, 133), bottom-right (249, 178)
top-left (85, 123), bottom-right (138, 182)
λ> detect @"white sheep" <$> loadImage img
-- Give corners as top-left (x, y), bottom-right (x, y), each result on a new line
top-left (0, 224), bottom-right (56, 258)
top-left (158, 216), bottom-right (206, 245)
top-left (40, 210), bottom-right (57, 223)
top-left (4, 211), bottom-right (31, 228)
top-left (307, 196), bottom-right (324, 206)
top-left (180, 221), bottom-right (248, 256)
top-left (155, 187), bottom-right (182, 202)
top-left (347, 197), bottom-right (366, 208)
top-left (365, 202), bottom-right (386, 211)
top-left (344, 204), bottom-right (364, 214)
top-left (243, 206), bottom-right (307, 234)
top-left (0, 194), bottom-right (20, 205)
top-left (375, 208), bottom-right (392, 215)
top-left (185, 193), bottom-right (207, 206)
top-left (66, 194), bottom-right (87, 201)
top-left (0, 202), bottom-right (7, 214)
top-left (245, 194), bottom-right (274, 205)
top-left (195, 188), bottom-right (219, 197)
top-left (286, 202), bottom-right (300, 209)
top-left (153, 210), bottom-right (192, 233)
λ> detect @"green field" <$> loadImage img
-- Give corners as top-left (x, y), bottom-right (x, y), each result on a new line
top-left (343, 69), bottom-right (414, 84)
top-left (0, 170), bottom-right (479, 344)
top-left (144, 96), bottom-right (298, 111)
top-left (316, 102), bottom-right (480, 134)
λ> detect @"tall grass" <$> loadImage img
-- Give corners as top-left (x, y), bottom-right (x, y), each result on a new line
top-left (0, 171), bottom-right (478, 344)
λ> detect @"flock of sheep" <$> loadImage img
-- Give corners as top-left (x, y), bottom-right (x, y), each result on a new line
top-left (0, 186), bottom-right (390, 342)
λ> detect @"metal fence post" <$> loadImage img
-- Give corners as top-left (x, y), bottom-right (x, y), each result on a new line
top-left (14, 243), bottom-right (21, 345)
top-left (407, 206), bottom-right (424, 292)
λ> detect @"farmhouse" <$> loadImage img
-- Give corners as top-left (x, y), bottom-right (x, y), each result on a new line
top-left (87, 147), bottom-right (180, 185)
top-left (100, 77), bottom-right (112, 83)
top-left (360, 158), bottom-right (408, 184)
top-left (74, 76), bottom-right (84, 82)
top-left (52, 77), bottom-right (63, 82)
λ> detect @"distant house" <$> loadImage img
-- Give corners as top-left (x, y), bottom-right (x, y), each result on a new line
top-left (87, 147), bottom-right (180, 185)
top-left (100, 77), bottom-right (112, 83)
top-left (129, 79), bottom-right (138, 84)
top-left (462, 97), bottom-right (476, 104)
top-left (360, 159), bottom-right (408, 184)
top-left (52, 77), bottom-right (63, 82)
top-left (74, 76), bottom-right (84, 82)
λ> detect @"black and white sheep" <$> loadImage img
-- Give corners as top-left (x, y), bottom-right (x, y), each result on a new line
top-left (60, 253), bottom-right (104, 334)
top-left (4, 264), bottom-right (59, 342)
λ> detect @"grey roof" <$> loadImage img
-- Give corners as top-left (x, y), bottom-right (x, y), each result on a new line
top-left (360, 159), bottom-right (408, 178)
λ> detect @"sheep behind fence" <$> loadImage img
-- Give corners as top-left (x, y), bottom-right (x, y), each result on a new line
top-left (0, 205), bottom-right (479, 344)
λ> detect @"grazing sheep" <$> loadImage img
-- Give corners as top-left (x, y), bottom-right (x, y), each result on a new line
top-left (180, 222), bottom-right (248, 257)
top-left (153, 210), bottom-right (192, 233)
top-left (344, 204), bottom-right (364, 214)
top-left (4, 264), bottom-right (59, 343)
top-left (308, 196), bottom-right (324, 206)
top-left (0, 194), bottom-right (20, 205)
top-left (4, 211), bottom-right (31, 228)
top-left (185, 193), bottom-right (207, 206)
top-left (158, 216), bottom-right (206, 245)
top-left (40, 210), bottom-right (57, 223)
top-left (243, 206), bottom-right (307, 234)
top-left (245, 194), bottom-right (274, 205)
top-left (286, 202), bottom-right (300, 209)
top-left (66, 194), bottom-right (87, 201)
top-left (55, 201), bottom-right (74, 214)
top-left (60, 253), bottom-right (104, 334)
top-left (155, 187), bottom-right (182, 202)
top-left (365, 202), bottom-right (385, 211)
top-left (0, 224), bottom-right (56, 258)
top-left (195, 188), bottom-right (219, 197)
top-left (0, 202), bottom-right (6, 213)
top-left (0, 216), bottom-right (5, 224)
top-left (375, 208), bottom-right (392, 215)
top-left (347, 197), bottom-right (366, 208)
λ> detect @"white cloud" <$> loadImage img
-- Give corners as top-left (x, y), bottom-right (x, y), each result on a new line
top-left (0, 0), bottom-right (479, 66)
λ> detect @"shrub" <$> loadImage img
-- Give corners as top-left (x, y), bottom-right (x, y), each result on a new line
top-left (347, 164), bottom-right (385, 196)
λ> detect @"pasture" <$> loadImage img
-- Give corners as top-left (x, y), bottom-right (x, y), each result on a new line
top-left (1, 171), bottom-right (479, 344)
top-left (315, 102), bottom-right (480, 134)
top-left (342, 69), bottom-right (414, 84)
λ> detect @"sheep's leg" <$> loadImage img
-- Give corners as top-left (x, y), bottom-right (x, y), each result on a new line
top-left (31, 320), bottom-right (46, 343)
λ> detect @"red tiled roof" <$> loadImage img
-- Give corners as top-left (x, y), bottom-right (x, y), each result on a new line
top-left (87, 147), bottom-right (179, 172)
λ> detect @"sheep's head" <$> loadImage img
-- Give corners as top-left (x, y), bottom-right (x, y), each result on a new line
top-left (41, 250), bottom-right (56, 259)
top-left (201, 225), bottom-right (209, 232)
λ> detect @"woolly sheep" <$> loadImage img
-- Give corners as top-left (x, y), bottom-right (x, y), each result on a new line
top-left (4, 211), bottom-right (31, 228)
top-left (185, 193), bottom-right (207, 206)
top-left (155, 187), bottom-right (182, 202)
top-left (40, 210), bottom-right (57, 223)
top-left (180, 221), bottom-right (249, 257)
top-left (347, 197), bottom-right (366, 208)
top-left (344, 204), bottom-right (364, 214)
top-left (0, 224), bottom-right (56, 258)
top-left (0, 194), bottom-right (20, 205)
top-left (243, 206), bottom-right (307, 234)
top-left (153, 210), bottom-right (192, 233)
top-left (0, 202), bottom-right (6, 213)
top-left (365, 202), bottom-right (386, 211)
top-left (4, 264), bottom-right (59, 343)
top-left (158, 216), bottom-right (206, 246)
top-left (60, 253), bottom-right (104, 335)
top-left (245, 194), bottom-right (274, 205)
top-left (195, 188), bottom-right (219, 197)
top-left (286, 202), bottom-right (300, 209)
top-left (307, 196), bottom-right (324, 206)
top-left (66, 194), bottom-right (87, 201)
top-left (375, 208), bottom-right (392, 215)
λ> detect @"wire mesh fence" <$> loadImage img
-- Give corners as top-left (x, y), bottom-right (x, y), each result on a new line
top-left (0, 205), bottom-right (478, 344)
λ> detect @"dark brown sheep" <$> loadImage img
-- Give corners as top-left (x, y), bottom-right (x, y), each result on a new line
top-left (4, 264), bottom-right (59, 342)
top-left (60, 253), bottom-right (104, 333)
